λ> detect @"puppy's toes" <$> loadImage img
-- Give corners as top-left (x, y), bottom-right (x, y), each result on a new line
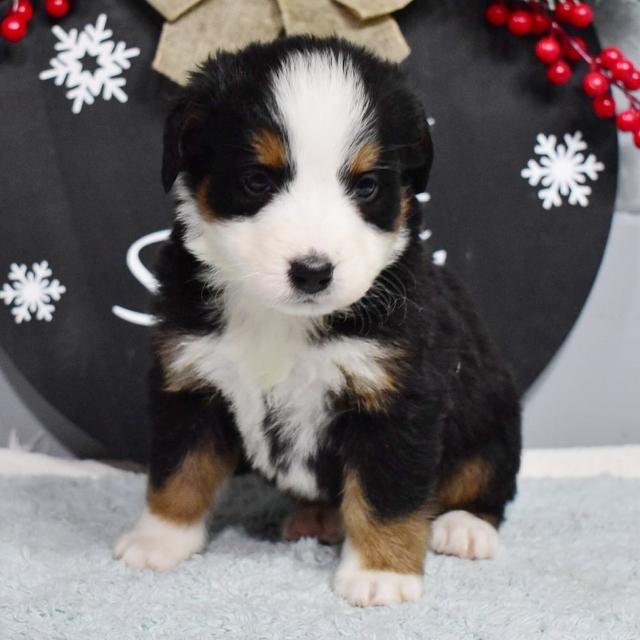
top-left (430, 510), bottom-right (498, 560)
top-left (114, 510), bottom-right (206, 571)
top-left (333, 568), bottom-right (423, 607)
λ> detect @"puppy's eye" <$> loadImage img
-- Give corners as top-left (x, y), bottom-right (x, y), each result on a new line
top-left (354, 174), bottom-right (379, 201)
top-left (242, 170), bottom-right (274, 196)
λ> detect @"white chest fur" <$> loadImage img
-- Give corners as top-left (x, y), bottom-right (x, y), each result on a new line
top-left (166, 299), bottom-right (391, 499)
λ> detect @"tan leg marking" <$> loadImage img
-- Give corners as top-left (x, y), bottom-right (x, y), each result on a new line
top-left (334, 470), bottom-right (429, 606)
top-left (341, 470), bottom-right (430, 573)
top-left (114, 445), bottom-right (237, 571)
top-left (282, 503), bottom-right (344, 544)
top-left (432, 458), bottom-right (499, 560)
top-left (436, 457), bottom-right (492, 513)
top-left (148, 446), bottom-right (238, 524)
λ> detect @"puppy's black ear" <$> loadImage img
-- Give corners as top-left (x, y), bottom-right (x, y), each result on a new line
top-left (161, 97), bottom-right (204, 193)
top-left (400, 115), bottom-right (434, 195)
top-left (162, 99), bottom-right (186, 193)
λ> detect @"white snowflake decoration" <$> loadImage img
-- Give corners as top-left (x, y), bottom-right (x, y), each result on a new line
top-left (39, 13), bottom-right (140, 114)
top-left (521, 131), bottom-right (604, 210)
top-left (416, 192), bottom-right (447, 266)
top-left (432, 249), bottom-right (447, 266)
top-left (0, 262), bottom-right (67, 324)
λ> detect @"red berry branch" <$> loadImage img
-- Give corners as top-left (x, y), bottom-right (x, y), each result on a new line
top-left (1, 0), bottom-right (72, 43)
top-left (485, 0), bottom-right (640, 149)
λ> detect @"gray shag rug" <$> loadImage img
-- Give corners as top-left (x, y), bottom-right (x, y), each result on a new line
top-left (1, 472), bottom-right (639, 640)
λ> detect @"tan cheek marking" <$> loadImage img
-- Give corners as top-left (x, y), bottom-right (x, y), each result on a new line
top-left (252, 129), bottom-right (287, 169)
top-left (400, 189), bottom-right (411, 219)
top-left (195, 179), bottom-right (217, 221)
top-left (148, 447), bottom-right (237, 524)
top-left (341, 470), bottom-right (430, 574)
top-left (350, 141), bottom-right (381, 175)
top-left (389, 189), bottom-right (413, 232)
top-left (436, 457), bottom-right (493, 513)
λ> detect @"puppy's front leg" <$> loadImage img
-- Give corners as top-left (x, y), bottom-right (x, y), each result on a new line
top-left (334, 470), bottom-right (430, 607)
top-left (114, 388), bottom-right (238, 571)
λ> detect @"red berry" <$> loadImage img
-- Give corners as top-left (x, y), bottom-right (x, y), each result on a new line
top-left (508, 10), bottom-right (532, 36)
top-left (1, 14), bottom-right (27, 42)
top-left (592, 95), bottom-right (616, 119)
top-left (570, 3), bottom-right (594, 28)
top-left (45, 0), bottom-right (71, 18)
top-left (612, 59), bottom-right (635, 83)
top-left (535, 37), bottom-right (561, 64)
top-left (634, 129), bottom-right (640, 149)
top-left (563, 36), bottom-right (587, 62)
top-left (616, 109), bottom-right (640, 132)
top-left (600, 47), bottom-right (623, 69)
top-left (530, 12), bottom-right (551, 35)
top-left (547, 60), bottom-right (572, 85)
top-left (624, 71), bottom-right (640, 91)
top-left (555, 2), bottom-right (574, 22)
top-left (10, 1), bottom-right (33, 23)
top-left (485, 3), bottom-right (510, 27)
top-left (583, 71), bottom-right (609, 97)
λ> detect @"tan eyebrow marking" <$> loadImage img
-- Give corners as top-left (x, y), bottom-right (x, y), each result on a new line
top-left (252, 129), bottom-right (287, 169)
top-left (349, 141), bottom-right (382, 174)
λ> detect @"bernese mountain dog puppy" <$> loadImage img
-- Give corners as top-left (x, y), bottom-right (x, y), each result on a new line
top-left (114, 36), bottom-right (521, 607)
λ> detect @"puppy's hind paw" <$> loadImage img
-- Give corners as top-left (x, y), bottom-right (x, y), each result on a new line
top-left (114, 510), bottom-right (206, 572)
top-left (431, 510), bottom-right (498, 560)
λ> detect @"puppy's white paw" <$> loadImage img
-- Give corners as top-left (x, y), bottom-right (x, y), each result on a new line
top-left (430, 510), bottom-right (498, 560)
top-left (334, 567), bottom-right (423, 607)
top-left (114, 510), bottom-right (207, 571)
top-left (333, 540), bottom-right (423, 606)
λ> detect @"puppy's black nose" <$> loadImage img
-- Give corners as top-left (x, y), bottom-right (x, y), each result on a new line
top-left (289, 257), bottom-right (334, 294)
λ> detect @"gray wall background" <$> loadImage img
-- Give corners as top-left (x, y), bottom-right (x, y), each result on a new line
top-left (1, 1), bottom-right (639, 457)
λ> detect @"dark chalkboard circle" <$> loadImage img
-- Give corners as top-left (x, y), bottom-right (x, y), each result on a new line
top-left (0, 0), bottom-right (617, 460)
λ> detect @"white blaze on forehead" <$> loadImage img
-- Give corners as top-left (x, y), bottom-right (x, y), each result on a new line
top-left (270, 50), bottom-right (374, 179)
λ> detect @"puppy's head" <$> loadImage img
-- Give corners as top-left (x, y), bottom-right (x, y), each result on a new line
top-left (163, 37), bottom-right (432, 317)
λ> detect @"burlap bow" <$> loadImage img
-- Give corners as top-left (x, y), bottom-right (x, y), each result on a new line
top-left (147, 0), bottom-right (413, 85)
